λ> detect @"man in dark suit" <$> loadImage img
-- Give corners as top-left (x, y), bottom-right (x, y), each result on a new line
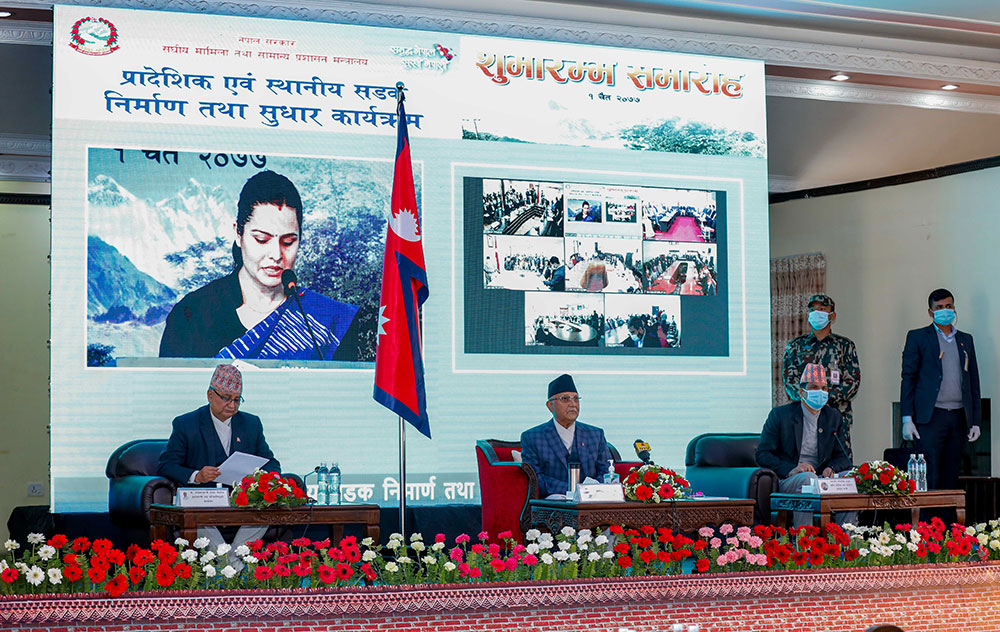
top-left (900, 288), bottom-right (982, 491)
top-left (622, 316), bottom-right (660, 348)
top-left (757, 363), bottom-right (855, 525)
top-left (520, 374), bottom-right (612, 498)
top-left (158, 364), bottom-right (280, 562)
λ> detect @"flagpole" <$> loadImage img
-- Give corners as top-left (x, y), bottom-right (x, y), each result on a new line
top-left (398, 414), bottom-right (406, 539)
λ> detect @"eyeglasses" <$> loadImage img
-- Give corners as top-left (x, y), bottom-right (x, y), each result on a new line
top-left (549, 395), bottom-right (581, 403)
top-left (211, 388), bottom-right (244, 405)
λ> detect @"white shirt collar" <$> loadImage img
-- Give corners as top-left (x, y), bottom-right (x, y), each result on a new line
top-left (552, 418), bottom-right (576, 451)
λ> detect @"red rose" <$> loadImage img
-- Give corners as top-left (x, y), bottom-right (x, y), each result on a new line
top-left (155, 563), bottom-right (175, 588)
top-left (88, 566), bottom-right (108, 584)
top-left (858, 463), bottom-right (870, 474)
top-left (64, 565), bottom-right (83, 582)
top-left (235, 491), bottom-right (249, 507)
top-left (897, 480), bottom-right (908, 491)
top-left (634, 485), bottom-right (653, 501)
top-left (129, 566), bottom-right (146, 585)
top-left (254, 566), bottom-right (274, 581)
top-left (908, 480), bottom-right (917, 493)
top-left (695, 558), bottom-right (710, 573)
top-left (616, 556), bottom-right (632, 568)
top-left (105, 574), bottom-right (128, 598)
top-left (879, 474), bottom-right (891, 485)
top-left (48, 534), bottom-right (68, 548)
top-left (643, 470), bottom-right (660, 484)
top-left (863, 472), bottom-right (872, 480)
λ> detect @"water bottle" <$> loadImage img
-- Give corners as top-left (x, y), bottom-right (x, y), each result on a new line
top-left (907, 454), bottom-right (917, 488)
top-left (316, 462), bottom-right (329, 505)
top-left (917, 454), bottom-right (927, 492)
top-left (328, 462), bottom-right (342, 505)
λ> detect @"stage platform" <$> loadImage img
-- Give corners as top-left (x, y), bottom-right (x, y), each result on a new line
top-left (3, 563), bottom-right (998, 631)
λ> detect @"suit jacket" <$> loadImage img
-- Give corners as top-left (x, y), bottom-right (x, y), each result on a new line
top-left (520, 420), bottom-right (613, 497)
top-left (157, 404), bottom-right (280, 486)
top-left (900, 324), bottom-right (981, 427)
top-left (622, 332), bottom-right (661, 348)
top-left (755, 402), bottom-right (852, 479)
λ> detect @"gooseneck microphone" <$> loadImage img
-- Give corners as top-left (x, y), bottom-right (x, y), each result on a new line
top-left (281, 269), bottom-right (323, 361)
top-left (633, 439), bottom-right (652, 465)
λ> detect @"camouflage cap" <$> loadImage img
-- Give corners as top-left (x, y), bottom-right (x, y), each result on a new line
top-left (807, 294), bottom-right (835, 311)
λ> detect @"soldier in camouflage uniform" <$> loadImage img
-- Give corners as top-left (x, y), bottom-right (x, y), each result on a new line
top-left (782, 294), bottom-right (861, 458)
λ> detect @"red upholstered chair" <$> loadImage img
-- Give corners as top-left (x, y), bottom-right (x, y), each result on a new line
top-left (476, 439), bottom-right (641, 542)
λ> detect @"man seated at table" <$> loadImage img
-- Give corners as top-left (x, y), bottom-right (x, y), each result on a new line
top-left (756, 363), bottom-right (857, 526)
top-left (520, 374), bottom-right (613, 498)
top-left (157, 363), bottom-right (281, 566)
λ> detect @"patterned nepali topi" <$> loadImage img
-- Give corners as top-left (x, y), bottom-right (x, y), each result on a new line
top-left (210, 364), bottom-right (242, 394)
top-left (548, 373), bottom-right (577, 399)
top-left (808, 294), bottom-right (835, 311)
top-left (799, 363), bottom-right (827, 386)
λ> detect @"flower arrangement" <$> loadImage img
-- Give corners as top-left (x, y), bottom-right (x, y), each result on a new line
top-left (849, 460), bottom-right (916, 496)
top-left (230, 470), bottom-right (308, 508)
top-left (622, 464), bottom-right (691, 502)
top-left (1, 519), bottom-right (996, 598)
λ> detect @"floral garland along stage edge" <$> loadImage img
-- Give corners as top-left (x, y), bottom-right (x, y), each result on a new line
top-left (849, 460), bottom-right (916, 496)
top-left (2, 517), bottom-right (997, 597)
top-left (623, 464), bottom-right (692, 502)
top-left (230, 470), bottom-right (309, 508)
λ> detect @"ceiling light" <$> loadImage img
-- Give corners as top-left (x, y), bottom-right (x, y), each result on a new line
top-left (941, 84), bottom-right (959, 91)
top-left (0, 11), bottom-right (13, 18)
top-left (830, 73), bottom-right (850, 82)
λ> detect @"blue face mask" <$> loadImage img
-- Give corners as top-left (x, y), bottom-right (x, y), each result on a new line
top-left (801, 388), bottom-right (829, 410)
top-left (808, 310), bottom-right (830, 331)
top-left (933, 308), bottom-right (956, 326)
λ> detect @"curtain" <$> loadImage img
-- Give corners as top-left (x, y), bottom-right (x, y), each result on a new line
top-left (770, 253), bottom-right (826, 406)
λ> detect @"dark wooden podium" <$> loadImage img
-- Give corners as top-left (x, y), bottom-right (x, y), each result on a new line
top-left (530, 497), bottom-right (754, 533)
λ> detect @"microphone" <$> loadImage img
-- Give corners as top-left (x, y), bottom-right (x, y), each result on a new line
top-left (280, 269), bottom-right (323, 361)
top-left (832, 431), bottom-right (850, 475)
top-left (633, 439), bottom-right (652, 465)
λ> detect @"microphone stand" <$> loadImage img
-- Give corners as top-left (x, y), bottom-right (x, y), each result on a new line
top-left (290, 289), bottom-right (324, 361)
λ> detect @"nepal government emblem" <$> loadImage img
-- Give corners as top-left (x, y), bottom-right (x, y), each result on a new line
top-left (69, 17), bottom-right (120, 56)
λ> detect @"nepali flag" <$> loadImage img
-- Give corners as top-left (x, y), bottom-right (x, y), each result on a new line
top-left (373, 88), bottom-right (430, 439)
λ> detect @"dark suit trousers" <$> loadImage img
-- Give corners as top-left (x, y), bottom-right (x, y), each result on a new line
top-left (914, 407), bottom-right (966, 491)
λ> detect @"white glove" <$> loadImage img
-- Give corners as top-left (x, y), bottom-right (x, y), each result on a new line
top-left (901, 420), bottom-right (920, 441)
top-left (968, 426), bottom-right (981, 442)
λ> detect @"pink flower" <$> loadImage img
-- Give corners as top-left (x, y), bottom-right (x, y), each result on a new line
top-left (512, 544), bottom-right (525, 555)
top-left (497, 530), bottom-right (513, 540)
top-left (698, 527), bottom-right (714, 538)
top-left (449, 547), bottom-right (464, 561)
top-left (522, 554), bottom-right (538, 566)
top-left (435, 533), bottom-right (447, 543)
top-left (716, 555), bottom-right (728, 566)
top-left (754, 554), bottom-right (768, 566)
top-left (489, 558), bottom-right (505, 572)
top-left (457, 562), bottom-right (470, 577)
top-left (505, 557), bottom-right (518, 571)
top-left (471, 544), bottom-right (484, 554)
top-left (736, 526), bottom-right (752, 542)
top-left (468, 567), bottom-right (482, 578)
top-left (719, 523), bottom-right (734, 535)
top-left (748, 536), bottom-right (763, 548)
top-left (478, 531), bottom-right (489, 541)
top-left (488, 543), bottom-right (501, 557)
top-left (455, 534), bottom-right (471, 544)
top-left (726, 537), bottom-right (739, 547)
top-left (724, 550), bottom-right (740, 563)
top-left (710, 538), bottom-right (722, 549)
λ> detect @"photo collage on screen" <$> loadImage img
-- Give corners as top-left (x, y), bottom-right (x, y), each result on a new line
top-left (481, 178), bottom-right (719, 349)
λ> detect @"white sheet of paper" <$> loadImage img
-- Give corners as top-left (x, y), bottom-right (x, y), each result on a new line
top-left (215, 451), bottom-right (269, 487)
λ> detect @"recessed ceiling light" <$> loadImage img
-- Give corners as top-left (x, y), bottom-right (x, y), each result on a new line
top-left (830, 73), bottom-right (850, 82)
top-left (0, 11), bottom-right (13, 18)
top-left (941, 84), bottom-right (959, 91)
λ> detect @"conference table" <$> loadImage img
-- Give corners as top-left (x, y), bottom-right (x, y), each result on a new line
top-left (770, 489), bottom-right (966, 527)
top-left (148, 503), bottom-right (380, 544)
top-left (529, 497), bottom-right (755, 534)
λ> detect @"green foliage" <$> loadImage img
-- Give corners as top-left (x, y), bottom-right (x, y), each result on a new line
top-left (86, 343), bottom-right (116, 367)
top-left (164, 237), bottom-right (233, 293)
top-left (619, 117), bottom-right (765, 157)
top-left (462, 129), bottom-right (529, 143)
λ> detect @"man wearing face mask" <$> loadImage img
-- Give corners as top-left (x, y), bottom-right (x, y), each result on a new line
top-left (782, 294), bottom-right (861, 458)
top-left (757, 364), bottom-right (856, 525)
top-left (899, 288), bottom-right (981, 492)
top-left (622, 316), bottom-right (659, 348)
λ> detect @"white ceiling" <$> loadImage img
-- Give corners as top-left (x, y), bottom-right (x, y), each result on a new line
top-left (1, 0), bottom-right (998, 193)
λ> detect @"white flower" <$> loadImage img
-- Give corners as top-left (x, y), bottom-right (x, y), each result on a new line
top-left (4, 539), bottom-right (20, 552)
top-left (554, 550), bottom-right (569, 561)
top-left (894, 533), bottom-right (907, 545)
top-left (966, 526), bottom-right (977, 536)
top-left (27, 533), bottom-right (45, 545)
top-left (525, 543), bottom-right (540, 555)
top-left (525, 529), bottom-right (541, 541)
top-left (362, 537), bottom-right (374, 546)
top-left (431, 542), bottom-right (445, 551)
top-left (181, 549), bottom-right (198, 562)
top-left (26, 566), bottom-right (44, 586)
top-left (558, 541), bottom-right (571, 551)
top-left (422, 556), bottom-right (436, 565)
top-left (989, 540), bottom-right (1000, 551)
top-left (569, 552), bottom-right (580, 562)
top-left (540, 553), bottom-right (554, 565)
top-left (174, 537), bottom-right (190, 547)
top-left (409, 532), bottom-right (423, 542)
top-left (578, 529), bottom-right (592, 539)
top-left (37, 545), bottom-right (56, 561)
top-left (203, 565), bottom-right (217, 577)
top-left (235, 545), bottom-right (251, 557)
top-left (906, 542), bottom-right (918, 552)
top-left (858, 548), bottom-right (869, 557)
top-left (577, 535), bottom-right (592, 547)
top-left (362, 550), bottom-right (377, 562)
top-left (389, 532), bottom-right (404, 541)
top-left (397, 556), bottom-right (412, 564)
top-left (220, 565), bottom-right (237, 579)
top-left (240, 555), bottom-right (257, 564)
top-left (200, 551), bottom-right (217, 564)
top-left (385, 562), bottom-right (399, 572)
top-left (602, 550), bottom-right (615, 559)
top-left (587, 552), bottom-right (601, 562)
top-left (15, 562), bottom-right (29, 573)
top-left (909, 530), bottom-right (921, 543)
top-left (0, 560), bottom-right (8, 571)
top-left (560, 526), bottom-right (576, 537)
top-left (193, 537), bottom-right (211, 549)
top-left (386, 540), bottom-right (401, 550)
top-left (411, 541), bottom-right (426, 552)
top-left (878, 532), bottom-right (891, 545)
top-left (47, 568), bottom-right (63, 584)
top-left (978, 534), bottom-right (989, 546)
top-left (594, 535), bottom-right (609, 546)
top-left (444, 561), bottom-right (457, 571)
top-left (216, 543), bottom-right (232, 555)
top-left (577, 542), bottom-right (589, 551)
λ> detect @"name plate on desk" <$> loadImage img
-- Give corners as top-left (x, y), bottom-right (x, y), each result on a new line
top-left (177, 488), bottom-right (230, 507)
top-left (576, 484), bottom-right (625, 502)
top-left (814, 478), bottom-right (858, 494)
